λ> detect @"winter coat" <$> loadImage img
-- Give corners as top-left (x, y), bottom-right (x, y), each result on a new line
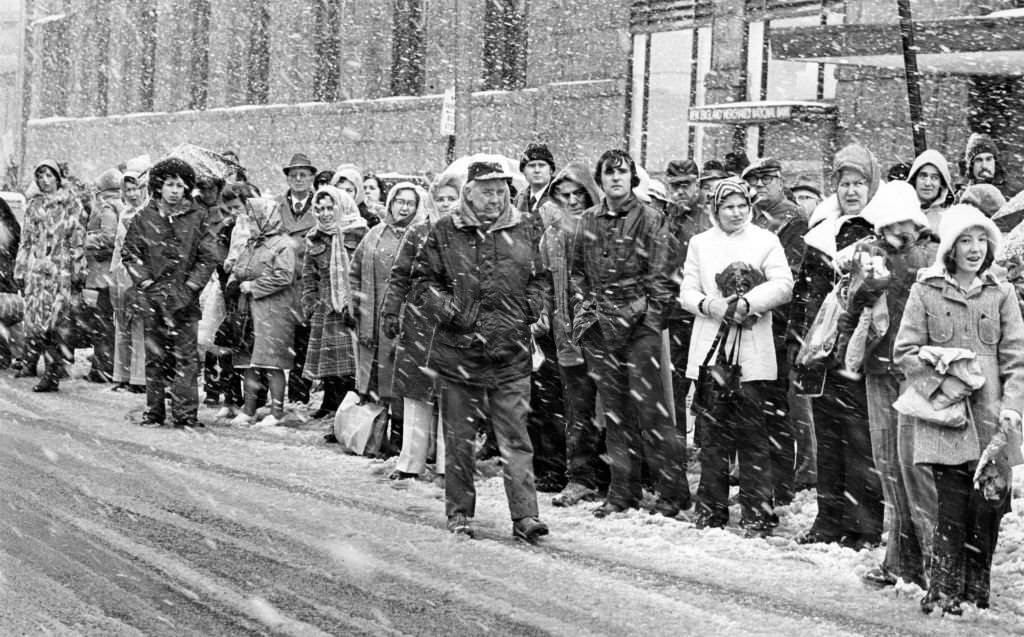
top-left (84, 195), bottom-right (121, 289)
top-left (680, 214), bottom-right (794, 382)
top-left (541, 208), bottom-right (585, 367)
top-left (412, 198), bottom-right (550, 388)
top-left (854, 233), bottom-right (938, 376)
top-left (110, 206), bottom-right (142, 320)
top-left (515, 182), bottom-right (554, 217)
top-left (276, 190), bottom-right (317, 315)
top-left (122, 198), bottom-right (220, 322)
top-left (350, 184), bottom-right (427, 397)
top-left (894, 265), bottom-right (1024, 468)
top-left (300, 227), bottom-right (364, 379)
top-left (753, 197), bottom-right (807, 371)
top-left (569, 195), bottom-right (671, 347)
top-left (663, 200), bottom-right (711, 324)
top-left (14, 186), bottom-right (88, 334)
top-left (906, 149), bottom-right (954, 233)
top-left (229, 200), bottom-right (297, 370)
top-left (382, 220), bottom-right (437, 402)
top-left (787, 195), bottom-right (876, 387)
top-left (0, 196), bottom-right (20, 295)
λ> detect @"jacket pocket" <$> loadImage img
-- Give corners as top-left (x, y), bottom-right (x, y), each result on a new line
top-left (925, 309), bottom-right (954, 343)
top-left (978, 312), bottom-right (1000, 345)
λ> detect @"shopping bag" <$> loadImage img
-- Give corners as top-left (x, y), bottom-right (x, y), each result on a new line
top-left (333, 391), bottom-right (389, 456)
top-left (692, 318), bottom-right (743, 421)
top-left (892, 386), bottom-right (968, 429)
top-left (796, 286), bottom-right (845, 368)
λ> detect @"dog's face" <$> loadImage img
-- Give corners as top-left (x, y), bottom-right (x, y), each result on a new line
top-left (715, 262), bottom-right (764, 297)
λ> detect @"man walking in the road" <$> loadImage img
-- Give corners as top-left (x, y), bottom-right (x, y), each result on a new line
top-left (276, 153), bottom-right (318, 405)
top-left (123, 158), bottom-right (219, 428)
top-left (413, 161), bottom-right (552, 542)
top-left (571, 149), bottom-right (690, 519)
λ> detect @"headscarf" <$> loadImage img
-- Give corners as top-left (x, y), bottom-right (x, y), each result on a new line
top-left (709, 177), bottom-right (754, 234)
top-left (246, 198), bottom-right (284, 247)
top-left (314, 185), bottom-right (367, 313)
top-left (329, 164), bottom-right (366, 205)
top-left (384, 182), bottom-right (429, 228)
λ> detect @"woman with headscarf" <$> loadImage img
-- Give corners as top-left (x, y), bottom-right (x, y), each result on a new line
top-left (13, 159), bottom-right (88, 392)
top-left (788, 143), bottom-right (885, 549)
top-left (302, 186), bottom-right (368, 423)
top-left (331, 164), bottom-right (382, 228)
top-left (680, 178), bottom-right (794, 537)
top-left (350, 182), bottom-right (429, 453)
top-left (226, 199), bottom-right (297, 426)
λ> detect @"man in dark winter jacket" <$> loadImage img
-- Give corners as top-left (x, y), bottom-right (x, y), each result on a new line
top-left (516, 142), bottom-right (555, 216)
top-left (412, 161), bottom-right (552, 542)
top-left (743, 157), bottom-right (808, 505)
top-left (276, 152), bottom-right (318, 404)
top-left (123, 158), bottom-right (219, 428)
top-left (571, 149), bottom-right (690, 519)
top-left (662, 158), bottom-right (709, 436)
top-left (959, 132), bottom-right (1014, 199)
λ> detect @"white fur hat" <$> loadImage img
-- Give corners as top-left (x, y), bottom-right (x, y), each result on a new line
top-left (935, 203), bottom-right (1002, 266)
top-left (861, 180), bottom-right (928, 232)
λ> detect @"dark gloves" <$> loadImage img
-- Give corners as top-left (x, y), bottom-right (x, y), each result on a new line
top-left (382, 313), bottom-right (401, 340)
top-left (340, 306), bottom-right (357, 329)
top-left (224, 279), bottom-right (242, 305)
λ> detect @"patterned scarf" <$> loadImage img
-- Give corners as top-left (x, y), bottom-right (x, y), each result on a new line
top-left (313, 185), bottom-right (367, 313)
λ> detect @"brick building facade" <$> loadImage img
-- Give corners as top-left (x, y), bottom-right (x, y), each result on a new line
top-left (20, 0), bottom-right (1024, 194)
top-left (23, 0), bottom-right (630, 189)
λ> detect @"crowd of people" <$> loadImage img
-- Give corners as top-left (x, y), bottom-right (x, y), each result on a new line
top-left (1, 132), bottom-right (1024, 617)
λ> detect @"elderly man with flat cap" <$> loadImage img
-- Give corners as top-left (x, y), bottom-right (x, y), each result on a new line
top-left (412, 161), bottom-right (552, 542)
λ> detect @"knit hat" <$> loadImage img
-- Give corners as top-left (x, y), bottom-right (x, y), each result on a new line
top-left (861, 180), bottom-right (928, 232)
top-left (935, 203), bottom-right (1002, 267)
top-left (959, 183), bottom-right (1006, 218)
top-left (964, 133), bottom-right (999, 168)
top-left (711, 177), bottom-right (753, 214)
top-left (832, 143), bottom-right (881, 200)
top-left (33, 159), bottom-right (62, 188)
top-left (94, 168), bottom-right (124, 193)
top-left (148, 157), bottom-right (196, 197)
top-left (519, 142), bottom-right (556, 173)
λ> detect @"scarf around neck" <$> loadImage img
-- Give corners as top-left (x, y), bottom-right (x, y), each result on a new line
top-left (313, 185), bottom-right (368, 313)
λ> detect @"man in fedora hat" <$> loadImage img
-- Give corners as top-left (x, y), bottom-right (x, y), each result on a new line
top-left (276, 152), bottom-right (318, 404)
top-left (412, 160), bottom-right (552, 542)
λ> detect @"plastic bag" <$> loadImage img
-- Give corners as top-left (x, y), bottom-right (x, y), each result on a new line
top-left (333, 391), bottom-right (389, 456)
top-left (197, 276), bottom-right (226, 353)
top-left (892, 386), bottom-right (967, 428)
top-left (796, 287), bottom-right (845, 368)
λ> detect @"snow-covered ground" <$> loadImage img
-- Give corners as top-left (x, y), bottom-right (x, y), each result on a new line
top-left (2, 361), bottom-right (1024, 635)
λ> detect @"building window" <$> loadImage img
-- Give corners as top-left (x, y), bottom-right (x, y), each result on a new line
top-left (314, 0), bottom-right (342, 102)
top-left (247, 3), bottom-right (270, 105)
top-left (188, 0), bottom-right (211, 110)
top-left (482, 0), bottom-right (527, 91)
top-left (391, 0), bottom-right (425, 96)
top-left (629, 27), bottom-right (711, 171)
top-left (137, 0), bottom-right (157, 111)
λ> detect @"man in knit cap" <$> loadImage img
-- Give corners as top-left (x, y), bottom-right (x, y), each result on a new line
top-left (959, 132), bottom-right (1013, 199)
top-left (517, 142), bottom-right (556, 215)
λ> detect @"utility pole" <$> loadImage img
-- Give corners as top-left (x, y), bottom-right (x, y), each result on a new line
top-left (897, 0), bottom-right (927, 155)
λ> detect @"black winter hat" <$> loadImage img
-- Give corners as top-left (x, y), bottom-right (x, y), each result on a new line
top-left (665, 159), bottom-right (699, 184)
top-left (520, 143), bottom-right (556, 173)
top-left (149, 157), bottom-right (196, 197)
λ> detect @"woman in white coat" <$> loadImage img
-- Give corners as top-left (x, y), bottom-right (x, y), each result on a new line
top-left (680, 178), bottom-right (794, 537)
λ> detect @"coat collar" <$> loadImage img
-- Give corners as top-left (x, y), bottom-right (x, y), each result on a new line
top-left (917, 263), bottom-right (1000, 301)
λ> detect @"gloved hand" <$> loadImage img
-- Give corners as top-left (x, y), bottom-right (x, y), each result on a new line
top-left (705, 294), bottom-right (737, 321)
top-left (999, 409), bottom-right (1022, 434)
top-left (382, 313), bottom-right (401, 339)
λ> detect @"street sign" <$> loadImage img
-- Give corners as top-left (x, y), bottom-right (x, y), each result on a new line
top-left (440, 87), bottom-right (456, 136)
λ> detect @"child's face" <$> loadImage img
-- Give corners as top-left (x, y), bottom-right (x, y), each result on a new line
top-left (881, 221), bottom-right (920, 250)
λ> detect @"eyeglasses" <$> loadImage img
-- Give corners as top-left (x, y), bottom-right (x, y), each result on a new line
top-left (392, 199), bottom-right (417, 209)
top-left (745, 174), bottom-right (779, 186)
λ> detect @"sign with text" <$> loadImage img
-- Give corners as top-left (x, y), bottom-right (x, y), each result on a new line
top-left (688, 102), bottom-right (836, 125)
top-left (440, 88), bottom-right (456, 136)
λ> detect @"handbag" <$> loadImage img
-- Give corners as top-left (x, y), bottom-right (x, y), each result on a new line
top-left (0, 291), bottom-right (23, 326)
top-left (333, 391), bottom-right (389, 456)
top-left (692, 313), bottom-right (743, 421)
